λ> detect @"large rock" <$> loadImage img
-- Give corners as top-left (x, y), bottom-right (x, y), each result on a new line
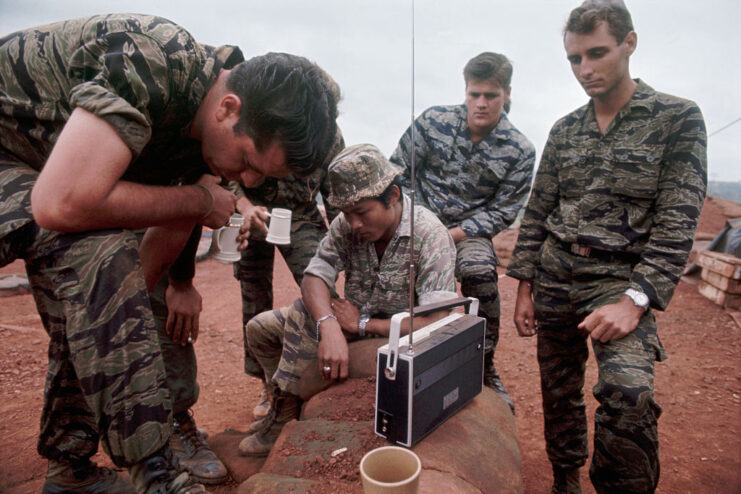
top-left (242, 378), bottom-right (522, 493)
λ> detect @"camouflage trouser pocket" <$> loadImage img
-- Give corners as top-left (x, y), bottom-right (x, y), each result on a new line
top-left (0, 161), bottom-right (37, 266)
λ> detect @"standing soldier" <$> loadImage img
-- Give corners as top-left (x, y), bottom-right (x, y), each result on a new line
top-left (390, 52), bottom-right (535, 413)
top-left (232, 128), bottom-right (344, 421)
top-left (506, 2), bottom-right (707, 493)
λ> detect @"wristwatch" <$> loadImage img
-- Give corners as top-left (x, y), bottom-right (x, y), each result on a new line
top-left (358, 314), bottom-right (370, 337)
top-left (624, 288), bottom-right (649, 311)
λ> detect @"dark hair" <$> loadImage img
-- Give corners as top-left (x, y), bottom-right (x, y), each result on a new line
top-left (375, 175), bottom-right (403, 208)
top-left (226, 52), bottom-right (340, 177)
top-left (463, 52), bottom-right (513, 113)
top-left (564, 1), bottom-right (634, 44)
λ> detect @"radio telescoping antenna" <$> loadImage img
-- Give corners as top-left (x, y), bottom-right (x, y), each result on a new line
top-left (406, 0), bottom-right (416, 356)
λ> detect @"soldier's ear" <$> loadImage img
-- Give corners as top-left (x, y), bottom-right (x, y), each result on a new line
top-left (622, 31), bottom-right (637, 56)
top-left (216, 94), bottom-right (242, 122)
top-left (388, 184), bottom-right (401, 207)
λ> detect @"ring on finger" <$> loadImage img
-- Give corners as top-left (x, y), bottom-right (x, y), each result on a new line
top-left (322, 365), bottom-right (331, 373)
top-left (187, 336), bottom-right (193, 343)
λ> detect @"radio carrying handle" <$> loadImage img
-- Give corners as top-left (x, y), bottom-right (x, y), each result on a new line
top-left (384, 296), bottom-right (479, 380)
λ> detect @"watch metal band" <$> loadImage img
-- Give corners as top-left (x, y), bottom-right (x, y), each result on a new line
top-left (358, 314), bottom-right (370, 337)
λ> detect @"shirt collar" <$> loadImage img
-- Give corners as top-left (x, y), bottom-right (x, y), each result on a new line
top-left (186, 44), bottom-right (244, 117)
top-left (395, 194), bottom-right (413, 238)
top-left (581, 78), bottom-right (656, 132)
top-left (459, 104), bottom-right (511, 144)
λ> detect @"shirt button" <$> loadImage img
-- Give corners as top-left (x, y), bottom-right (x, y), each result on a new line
top-left (598, 141), bottom-right (605, 148)
top-left (646, 155), bottom-right (655, 162)
top-left (618, 154), bottom-right (628, 161)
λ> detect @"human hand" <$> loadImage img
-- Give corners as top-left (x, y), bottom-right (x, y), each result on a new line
top-left (235, 197), bottom-right (269, 248)
top-left (330, 298), bottom-right (360, 334)
top-left (513, 281), bottom-right (538, 337)
top-left (317, 318), bottom-right (349, 381)
top-left (196, 175), bottom-right (237, 229)
top-left (165, 280), bottom-right (202, 346)
top-left (578, 296), bottom-right (644, 343)
top-left (448, 226), bottom-right (467, 243)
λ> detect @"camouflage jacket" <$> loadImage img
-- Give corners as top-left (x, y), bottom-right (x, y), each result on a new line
top-left (390, 105), bottom-right (535, 238)
top-left (305, 194), bottom-right (457, 318)
top-left (0, 14), bottom-right (242, 185)
top-left (506, 80), bottom-right (707, 310)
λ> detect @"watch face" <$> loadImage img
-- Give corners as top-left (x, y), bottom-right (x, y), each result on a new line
top-left (627, 289), bottom-right (649, 308)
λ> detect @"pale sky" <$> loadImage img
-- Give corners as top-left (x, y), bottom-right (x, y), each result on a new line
top-left (1, 0), bottom-right (739, 181)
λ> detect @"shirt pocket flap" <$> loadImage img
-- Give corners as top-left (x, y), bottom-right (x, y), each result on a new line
top-left (610, 145), bottom-right (664, 199)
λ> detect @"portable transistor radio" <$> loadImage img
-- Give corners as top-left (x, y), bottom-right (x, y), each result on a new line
top-left (375, 297), bottom-right (485, 446)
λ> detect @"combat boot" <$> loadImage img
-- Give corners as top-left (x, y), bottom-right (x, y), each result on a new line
top-left (253, 380), bottom-right (271, 418)
top-left (238, 389), bottom-right (302, 457)
top-left (129, 445), bottom-right (206, 494)
top-left (551, 467), bottom-right (581, 494)
top-left (171, 410), bottom-right (227, 485)
top-left (483, 351), bottom-right (515, 414)
top-left (42, 459), bottom-right (135, 494)
top-left (247, 415), bottom-right (269, 434)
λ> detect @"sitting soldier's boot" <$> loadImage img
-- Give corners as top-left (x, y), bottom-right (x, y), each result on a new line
top-left (238, 389), bottom-right (302, 457)
top-left (247, 415), bottom-right (269, 434)
top-left (171, 410), bottom-right (227, 485)
top-left (551, 467), bottom-right (581, 494)
top-left (129, 445), bottom-right (207, 494)
top-left (42, 459), bottom-right (135, 494)
top-left (483, 350), bottom-right (515, 414)
top-left (253, 380), bottom-right (271, 418)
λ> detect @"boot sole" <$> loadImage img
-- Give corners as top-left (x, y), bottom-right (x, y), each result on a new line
top-left (237, 449), bottom-right (270, 458)
top-left (190, 473), bottom-right (228, 485)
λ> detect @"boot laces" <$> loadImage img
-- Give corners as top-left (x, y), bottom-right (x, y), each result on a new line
top-left (174, 412), bottom-right (208, 457)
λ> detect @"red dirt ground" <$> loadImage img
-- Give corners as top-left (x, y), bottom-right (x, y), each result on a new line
top-left (1, 196), bottom-right (739, 493)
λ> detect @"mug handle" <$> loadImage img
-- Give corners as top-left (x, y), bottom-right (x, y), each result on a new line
top-left (214, 227), bottom-right (225, 251)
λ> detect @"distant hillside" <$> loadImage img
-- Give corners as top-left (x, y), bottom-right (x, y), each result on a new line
top-left (709, 181), bottom-right (741, 202)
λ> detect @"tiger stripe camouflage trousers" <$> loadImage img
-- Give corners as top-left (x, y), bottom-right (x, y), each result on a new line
top-left (455, 237), bottom-right (500, 354)
top-left (233, 209), bottom-right (327, 379)
top-left (246, 298), bottom-right (320, 396)
top-left (534, 235), bottom-right (666, 493)
top-left (0, 159), bottom-right (171, 467)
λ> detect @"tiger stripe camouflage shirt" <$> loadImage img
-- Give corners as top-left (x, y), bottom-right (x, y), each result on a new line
top-left (506, 80), bottom-right (707, 310)
top-left (0, 14), bottom-right (242, 185)
top-left (390, 105), bottom-right (536, 238)
top-left (305, 194), bottom-right (457, 319)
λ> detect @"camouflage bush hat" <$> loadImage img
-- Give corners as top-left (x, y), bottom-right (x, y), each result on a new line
top-left (326, 143), bottom-right (400, 209)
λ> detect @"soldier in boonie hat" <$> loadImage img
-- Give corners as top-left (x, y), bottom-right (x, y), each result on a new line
top-left (326, 143), bottom-right (400, 209)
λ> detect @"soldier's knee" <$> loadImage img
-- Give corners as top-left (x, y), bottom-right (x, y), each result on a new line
top-left (245, 317), bottom-right (263, 347)
top-left (594, 380), bottom-right (658, 417)
top-left (458, 261), bottom-right (498, 281)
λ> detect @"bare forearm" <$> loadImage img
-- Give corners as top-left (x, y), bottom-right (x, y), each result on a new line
top-left (72, 182), bottom-right (213, 231)
top-left (301, 275), bottom-right (334, 323)
top-left (365, 310), bottom-right (449, 337)
top-left (31, 108), bottom-right (234, 231)
top-left (139, 222), bottom-right (195, 291)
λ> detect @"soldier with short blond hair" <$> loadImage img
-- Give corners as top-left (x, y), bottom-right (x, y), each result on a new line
top-left (391, 51), bottom-right (536, 413)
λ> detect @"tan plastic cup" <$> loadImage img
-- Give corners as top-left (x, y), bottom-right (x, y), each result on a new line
top-left (265, 208), bottom-right (292, 245)
top-left (212, 213), bottom-right (245, 263)
top-left (359, 446), bottom-right (421, 494)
